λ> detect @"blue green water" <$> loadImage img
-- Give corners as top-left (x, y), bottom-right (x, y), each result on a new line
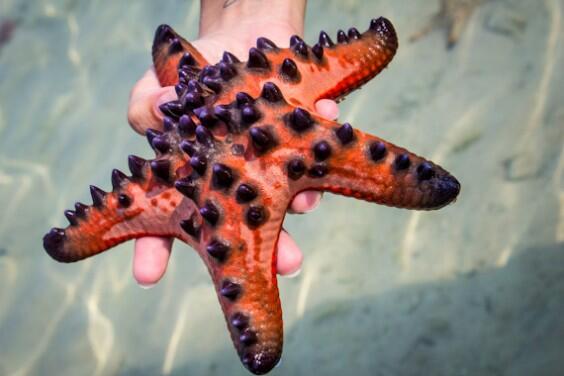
top-left (0, 0), bottom-right (563, 375)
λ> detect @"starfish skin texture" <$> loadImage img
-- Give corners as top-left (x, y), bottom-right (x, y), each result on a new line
top-left (409, 0), bottom-right (487, 48)
top-left (43, 18), bottom-right (460, 374)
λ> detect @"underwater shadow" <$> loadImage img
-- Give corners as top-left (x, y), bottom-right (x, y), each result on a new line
top-left (122, 242), bottom-right (564, 376)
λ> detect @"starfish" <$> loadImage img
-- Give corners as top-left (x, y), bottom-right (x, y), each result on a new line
top-left (409, 0), bottom-right (487, 48)
top-left (0, 18), bottom-right (16, 51)
top-left (43, 17), bottom-right (460, 374)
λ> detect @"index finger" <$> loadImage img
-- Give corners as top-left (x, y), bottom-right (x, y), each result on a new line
top-left (127, 67), bottom-right (176, 134)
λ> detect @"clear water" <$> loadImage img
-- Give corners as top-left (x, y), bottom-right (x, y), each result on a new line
top-left (1, 0), bottom-right (563, 375)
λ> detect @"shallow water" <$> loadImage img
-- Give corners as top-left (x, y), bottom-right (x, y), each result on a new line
top-left (0, 0), bottom-right (563, 375)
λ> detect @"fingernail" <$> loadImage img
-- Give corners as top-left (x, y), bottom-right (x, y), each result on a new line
top-left (155, 89), bottom-right (178, 117)
top-left (315, 99), bottom-right (340, 120)
top-left (138, 282), bottom-right (157, 289)
top-left (157, 90), bottom-right (177, 105)
top-left (282, 268), bottom-right (302, 279)
top-left (307, 193), bottom-right (323, 212)
top-left (299, 192), bottom-right (322, 213)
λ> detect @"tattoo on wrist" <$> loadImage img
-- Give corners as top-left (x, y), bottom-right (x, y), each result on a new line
top-left (223, 0), bottom-right (240, 8)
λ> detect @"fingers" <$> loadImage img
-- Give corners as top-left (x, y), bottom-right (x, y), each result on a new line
top-left (286, 99), bottom-right (338, 214)
top-left (129, 75), bottom-right (339, 285)
top-left (127, 69), bottom-right (339, 135)
top-left (315, 98), bottom-right (339, 120)
top-left (132, 237), bottom-right (173, 287)
top-left (288, 190), bottom-right (322, 213)
top-left (129, 69), bottom-right (175, 288)
top-left (132, 231), bottom-right (302, 283)
top-left (276, 99), bottom-right (338, 275)
top-left (127, 68), bottom-right (176, 135)
top-left (275, 230), bottom-right (304, 276)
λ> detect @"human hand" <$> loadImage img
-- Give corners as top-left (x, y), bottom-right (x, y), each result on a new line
top-left (127, 1), bottom-right (339, 287)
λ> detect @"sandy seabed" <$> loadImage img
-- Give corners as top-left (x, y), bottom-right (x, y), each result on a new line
top-left (0, 0), bottom-right (562, 375)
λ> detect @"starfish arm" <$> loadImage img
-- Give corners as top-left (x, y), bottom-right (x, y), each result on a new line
top-left (201, 207), bottom-right (286, 375)
top-left (43, 183), bottom-right (194, 263)
top-left (212, 88), bottom-right (460, 211)
top-left (288, 117), bottom-right (460, 210)
top-left (43, 188), bottom-right (195, 263)
top-left (182, 150), bottom-right (289, 374)
top-left (152, 17), bottom-right (398, 113)
top-left (293, 17), bottom-right (398, 105)
top-left (409, 13), bottom-right (443, 43)
top-left (152, 24), bottom-right (209, 87)
top-left (409, 0), bottom-right (483, 49)
top-left (44, 138), bottom-right (196, 262)
top-left (447, 6), bottom-right (473, 48)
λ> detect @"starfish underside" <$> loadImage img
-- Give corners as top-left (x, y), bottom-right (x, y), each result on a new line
top-left (43, 17), bottom-right (460, 374)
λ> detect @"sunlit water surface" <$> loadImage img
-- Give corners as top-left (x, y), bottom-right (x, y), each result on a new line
top-left (0, 0), bottom-right (563, 375)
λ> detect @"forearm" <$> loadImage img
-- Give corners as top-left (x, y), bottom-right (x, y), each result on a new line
top-left (199, 0), bottom-right (307, 38)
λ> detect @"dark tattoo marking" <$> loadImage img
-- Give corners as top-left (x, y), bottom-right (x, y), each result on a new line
top-left (223, 0), bottom-right (240, 8)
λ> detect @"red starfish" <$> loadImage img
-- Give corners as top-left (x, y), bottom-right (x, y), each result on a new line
top-left (43, 17), bottom-right (460, 374)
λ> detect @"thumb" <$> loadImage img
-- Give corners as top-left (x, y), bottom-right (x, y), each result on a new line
top-left (127, 68), bottom-right (177, 135)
